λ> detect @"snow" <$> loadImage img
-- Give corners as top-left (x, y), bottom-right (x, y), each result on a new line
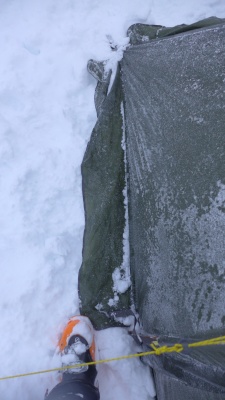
top-left (0, 0), bottom-right (224, 399)
top-left (105, 37), bottom-right (130, 94)
top-left (95, 328), bottom-right (156, 399)
top-left (109, 102), bottom-right (131, 306)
